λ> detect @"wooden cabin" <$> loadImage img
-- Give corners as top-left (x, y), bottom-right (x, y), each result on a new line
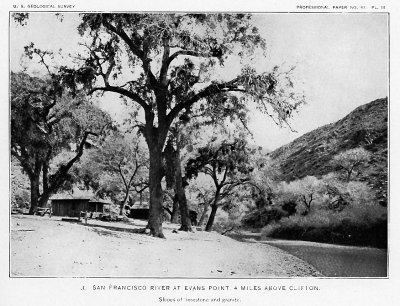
top-left (51, 196), bottom-right (111, 218)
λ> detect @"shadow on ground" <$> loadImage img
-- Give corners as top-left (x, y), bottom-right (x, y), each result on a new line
top-left (77, 222), bottom-right (147, 236)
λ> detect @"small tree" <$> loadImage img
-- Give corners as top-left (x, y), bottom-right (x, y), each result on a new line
top-left (321, 173), bottom-right (377, 212)
top-left (185, 136), bottom-right (257, 231)
top-left (280, 176), bottom-right (323, 215)
top-left (96, 136), bottom-right (148, 215)
top-left (74, 135), bottom-right (149, 215)
top-left (247, 155), bottom-right (282, 209)
top-left (186, 176), bottom-right (215, 227)
top-left (331, 147), bottom-right (371, 182)
top-left (320, 173), bottom-right (351, 211)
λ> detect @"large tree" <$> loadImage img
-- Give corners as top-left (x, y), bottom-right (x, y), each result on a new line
top-left (11, 70), bottom-right (111, 214)
top-left (54, 13), bottom-right (304, 237)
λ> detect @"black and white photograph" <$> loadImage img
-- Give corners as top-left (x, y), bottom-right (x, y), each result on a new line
top-left (2, 1), bottom-right (399, 305)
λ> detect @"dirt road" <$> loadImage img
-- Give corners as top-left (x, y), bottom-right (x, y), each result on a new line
top-left (10, 215), bottom-right (321, 278)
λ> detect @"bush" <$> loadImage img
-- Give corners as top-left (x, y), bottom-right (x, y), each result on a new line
top-left (261, 204), bottom-right (387, 248)
top-left (11, 189), bottom-right (30, 208)
top-left (242, 205), bottom-right (287, 228)
top-left (245, 172), bottom-right (387, 248)
top-left (212, 210), bottom-right (241, 234)
top-left (281, 200), bottom-right (297, 216)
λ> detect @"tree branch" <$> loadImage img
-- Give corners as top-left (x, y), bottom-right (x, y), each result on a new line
top-left (101, 17), bottom-right (159, 89)
top-left (47, 131), bottom-right (97, 194)
top-left (166, 78), bottom-right (240, 126)
top-left (164, 49), bottom-right (214, 76)
top-left (159, 35), bottom-right (171, 86)
top-left (89, 85), bottom-right (149, 111)
top-left (118, 163), bottom-right (129, 189)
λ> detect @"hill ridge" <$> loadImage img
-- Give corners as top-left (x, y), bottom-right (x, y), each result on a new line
top-left (270, 97), bottom-right (388, 203)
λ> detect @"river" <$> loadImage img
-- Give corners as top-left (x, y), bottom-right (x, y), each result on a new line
top-left (228, 232), bottom-right (387, 277)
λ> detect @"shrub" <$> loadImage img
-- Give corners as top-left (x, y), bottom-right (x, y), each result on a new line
top-left (281, 200), bottom-right (297, 216)
top-left (242, 205), bottom-right (287, 228)
top-left (260, 176), bottom-right (387, 247)
top-left (11, 189), bottom-right (30, 208)
top-left (261, 202), bottom-right (387, 248)
top-left (212, 210), bottom-right (241, 234)
top-left (275, 176), bottom-right (325, 214)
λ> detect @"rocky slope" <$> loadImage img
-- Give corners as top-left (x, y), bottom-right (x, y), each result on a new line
top-left (269, 97), bottom-right (388, 204)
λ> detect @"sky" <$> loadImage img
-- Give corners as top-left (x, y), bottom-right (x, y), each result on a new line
top-left (10, 13), bottom-right (389, 150)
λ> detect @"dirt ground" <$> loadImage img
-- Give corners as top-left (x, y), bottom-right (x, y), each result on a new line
top-left (10, 215), bottom-right (321, 278)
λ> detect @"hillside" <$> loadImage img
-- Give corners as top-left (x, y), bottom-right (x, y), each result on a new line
top-left (270, 97), bottom-right (388, 204)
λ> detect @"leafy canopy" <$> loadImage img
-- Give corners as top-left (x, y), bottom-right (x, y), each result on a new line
top-left (185, 135), bottom-right (257, 187)
top-left (58, 13), bottom-right (304, 134)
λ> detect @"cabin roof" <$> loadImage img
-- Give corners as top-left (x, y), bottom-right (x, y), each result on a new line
top-left (50, 196), bottom-right (91, 200)
top-left (50, 194), bottom-right (112, 205)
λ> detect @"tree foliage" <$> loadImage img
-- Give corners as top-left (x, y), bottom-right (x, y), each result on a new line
top-left (185, 135), bottom-right (259, 231)
top-left (72, 135), bottom-right (149, 214)
top-left (331, 147), bottom-right (371, 182)
top-left (278, 176), bottom-right (324, 214)
top-left (16, 13), bottom-right (305, 237)
top-left (11, 70), bottom-right (112, 213)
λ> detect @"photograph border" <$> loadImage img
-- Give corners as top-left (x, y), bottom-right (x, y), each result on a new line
top-left (2, 1), bottom-right (398, 305)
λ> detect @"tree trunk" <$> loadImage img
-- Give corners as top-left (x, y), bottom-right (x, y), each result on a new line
top-left (174, 146), bottom-right (192, 232)
top-left (147, 147), bottom-right (165, 238)
top-left (198, 201), bottom-right (210, 226)
top-left (42, 161), bottom-right (49, 196)
top-left (163, 139), bottom-right (179, 223)
top-left (205, 204), bottom-right (218, 232)
top-left (120, 190), bottom-right (130, 216)
top-left (29, 174), bottom-right (40, 215)
top-left (37, 159), bottom-right (51, 209)
top-left (176, 184), bottom-right (191, 231)
top-left (205, 188), bottom-right (221, 232)
top-left (38, 193), bottom-right (51, 210)
top-left (36, 132), bottom-right (94, 211)
top-left (28, 156), bottom-right (42, 214)
top-left (171, 194), bottom-right (179, 223)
